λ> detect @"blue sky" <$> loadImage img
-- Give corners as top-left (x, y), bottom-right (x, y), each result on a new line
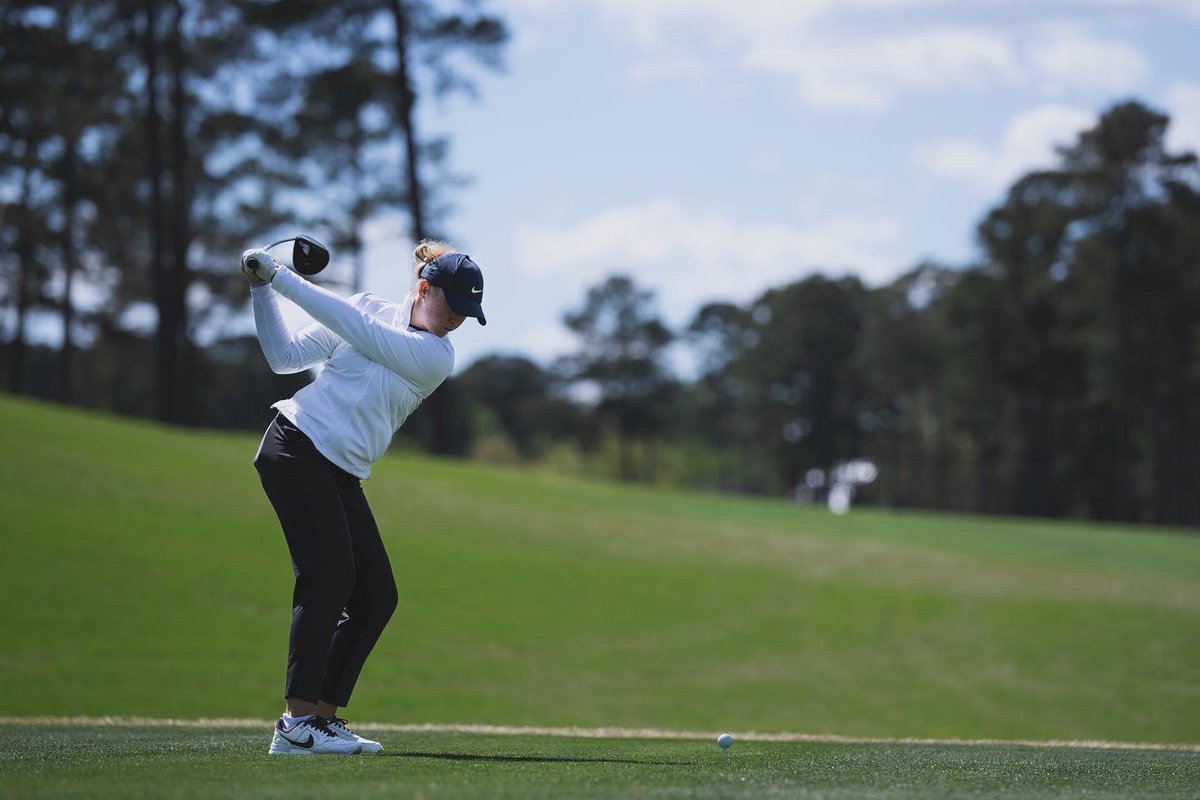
top-left (318, 1), bottom-right (1200, 372)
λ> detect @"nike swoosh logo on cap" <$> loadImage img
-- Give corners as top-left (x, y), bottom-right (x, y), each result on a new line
top-left (471, 287), bottom-right (483, 295)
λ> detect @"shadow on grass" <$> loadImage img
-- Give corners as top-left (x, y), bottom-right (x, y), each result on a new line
top-left (392, 751), bottom-right (689, 766)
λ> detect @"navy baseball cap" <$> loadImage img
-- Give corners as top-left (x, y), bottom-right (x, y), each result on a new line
top-left (421, 253), bottom-right (486, 325)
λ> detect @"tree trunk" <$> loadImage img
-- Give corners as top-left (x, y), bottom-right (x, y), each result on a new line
top-left (350, 145), bottom-right (367, 294)
top-left (1099, 253), bottom-right (1137, 521)
top-left (390, 0), bottom-right (452, 454)
top-left (59, 134), bottom-right (79, 403)
top-left (618, 434), bottom-right (633, 482)
top-left (1151, 289), bottom-right (1195, 525)
top-left (9, 147), bottom-right (37, 394)
top-left (1015, 390), bottom-right (1055, 518)
top-left (168, 0), bottom-right (193, 424)
top-left (389, 0), bottom-right (427, 243)
top-left (975, 436), bottom-right (1003, 515)
top-left (1086, 404), bottom-right (1135, 521)
top-left (1150, 331), bottom-right (1192, 524)
top-left (1150, 396), bottom-right (1178, 524)
top-left (352, 248), bottom-right (366, 295)
top-left (1190, 402), bottom-right (1200, 526)
top-left (144, 0), bottom-right (175, 422)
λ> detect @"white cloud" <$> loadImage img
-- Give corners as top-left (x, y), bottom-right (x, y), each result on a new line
top-left (747, 27), bottom-right (1022, 112)
top-left (1059, 0), bottom-right (1200, 14)
top-left (514, 198), bottom-right (905, 321)
top-left (570, 2), bottom-right (1026, 111)
top-left (584, 0), bottom-right (826, 51)
top-left (1028, 24), bottom-right (1149, 95)
top-left (1164, 82), bottom-right (1200, 156)
top-left (914, 104), bottom-right (1095, 193)
top-left (499, 0), bottom-right (1183, 112)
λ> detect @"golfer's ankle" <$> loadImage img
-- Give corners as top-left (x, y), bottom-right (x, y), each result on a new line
top-left (285, 697), bottom-right (319, 718)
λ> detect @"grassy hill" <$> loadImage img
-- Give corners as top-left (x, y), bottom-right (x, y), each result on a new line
top-left (1, 393), bottom-right (1197, 743)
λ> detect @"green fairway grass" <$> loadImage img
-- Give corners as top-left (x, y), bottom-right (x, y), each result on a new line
top-left (1, 393), bottom-right (1199, 745)
top-left (2, 723), bottom-right (1198, 799)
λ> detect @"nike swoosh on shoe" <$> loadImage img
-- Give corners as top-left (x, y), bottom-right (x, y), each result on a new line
top-left (277, 728), bottom-right (315, 748)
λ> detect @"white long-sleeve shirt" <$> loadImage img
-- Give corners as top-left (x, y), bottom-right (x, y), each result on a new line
top-left (251, 267), bottom-right (454, 479)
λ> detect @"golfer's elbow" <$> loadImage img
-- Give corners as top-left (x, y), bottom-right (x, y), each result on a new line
top-left (270, 360), bottom-right (308, 376)
top-left (262, 348), bottom-right (305, 375)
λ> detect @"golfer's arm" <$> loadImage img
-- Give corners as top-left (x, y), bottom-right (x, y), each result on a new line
top-left (269, 268), bottom-right (452, 384)
top-left (250, 284), bottom-right (340, 374)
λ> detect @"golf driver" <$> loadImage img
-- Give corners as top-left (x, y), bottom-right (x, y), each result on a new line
top-left (244, 234), bottom-right (331, 277)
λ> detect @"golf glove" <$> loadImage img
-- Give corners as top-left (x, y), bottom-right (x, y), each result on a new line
top-left (241, 248), bottom-right (279, 283)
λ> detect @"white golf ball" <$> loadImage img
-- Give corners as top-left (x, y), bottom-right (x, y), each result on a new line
top-left (717, 733), bottom-right (733, 749)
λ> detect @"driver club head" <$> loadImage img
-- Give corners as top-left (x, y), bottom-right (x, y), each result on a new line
top-left (292, 235), bottom-right (330, 275)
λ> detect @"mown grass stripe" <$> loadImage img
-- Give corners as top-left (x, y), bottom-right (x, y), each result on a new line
top-left (5, 716), bottom-right (1197, 752)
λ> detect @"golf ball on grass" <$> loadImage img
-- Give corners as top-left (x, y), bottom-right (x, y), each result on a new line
top-left (717, 733), bottom-right (733, 750)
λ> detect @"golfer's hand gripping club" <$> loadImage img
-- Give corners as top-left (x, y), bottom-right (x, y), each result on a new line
top-left (241, 248), bottom-right (279, 285)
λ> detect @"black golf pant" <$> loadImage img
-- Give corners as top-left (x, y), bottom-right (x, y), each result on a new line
top-left (254, 414), bottom-right (398, 708)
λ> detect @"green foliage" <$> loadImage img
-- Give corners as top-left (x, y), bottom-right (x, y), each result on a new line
top-left (456, 354), bottom-right (581, 459)
top-left (659, 101), bottom-right (1200, 522)
top-left (559, 275), bottom-right (677, 481)
top-left (0, 0), bottom-right (508, 431)
top-left (729, 275), bottom-right (869, 492)
top-left (1, 5), bottom-right (1197, 531)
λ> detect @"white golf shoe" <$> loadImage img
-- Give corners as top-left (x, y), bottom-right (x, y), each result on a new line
top-left (323, 716), bottom-right (384, 753)
top-left (268, 716), bottom-right (362, 755)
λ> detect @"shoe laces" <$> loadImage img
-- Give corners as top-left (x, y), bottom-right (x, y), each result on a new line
top-left (293, 716), bottom-right (336, 739)
top-left (325, 716), bottom-right (352, 733)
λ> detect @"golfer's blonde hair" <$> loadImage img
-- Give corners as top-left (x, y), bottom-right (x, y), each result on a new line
top-left (413, 239), bottom-right (452, 279)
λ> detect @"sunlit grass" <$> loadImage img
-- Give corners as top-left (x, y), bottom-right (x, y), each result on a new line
top-left (2, 725), bottom-right (1199, 800)
top-left (1, 393), bottom-right (1198, 744)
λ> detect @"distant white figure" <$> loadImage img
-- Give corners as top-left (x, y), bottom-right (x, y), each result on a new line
top-left (828, 482), bottom-right (853, 515)
top-left (792, 459), bottom-right (878, 513)
top-left (826, 459), bottom-right (878, 514)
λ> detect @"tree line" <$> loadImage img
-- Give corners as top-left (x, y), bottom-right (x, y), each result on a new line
top-left (2, 4), bottom-right (1197, 525)
top-left (405, 102), bottom-right (1199, 526)
top-left (1, 0), bottom-right (506, 443)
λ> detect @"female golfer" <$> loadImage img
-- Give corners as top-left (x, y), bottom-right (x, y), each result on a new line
top-left (241, 240), bottom-right (486, 755)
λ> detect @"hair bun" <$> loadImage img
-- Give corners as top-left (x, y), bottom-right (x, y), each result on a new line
top-left (413, 239), bottom-right (452, 278)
